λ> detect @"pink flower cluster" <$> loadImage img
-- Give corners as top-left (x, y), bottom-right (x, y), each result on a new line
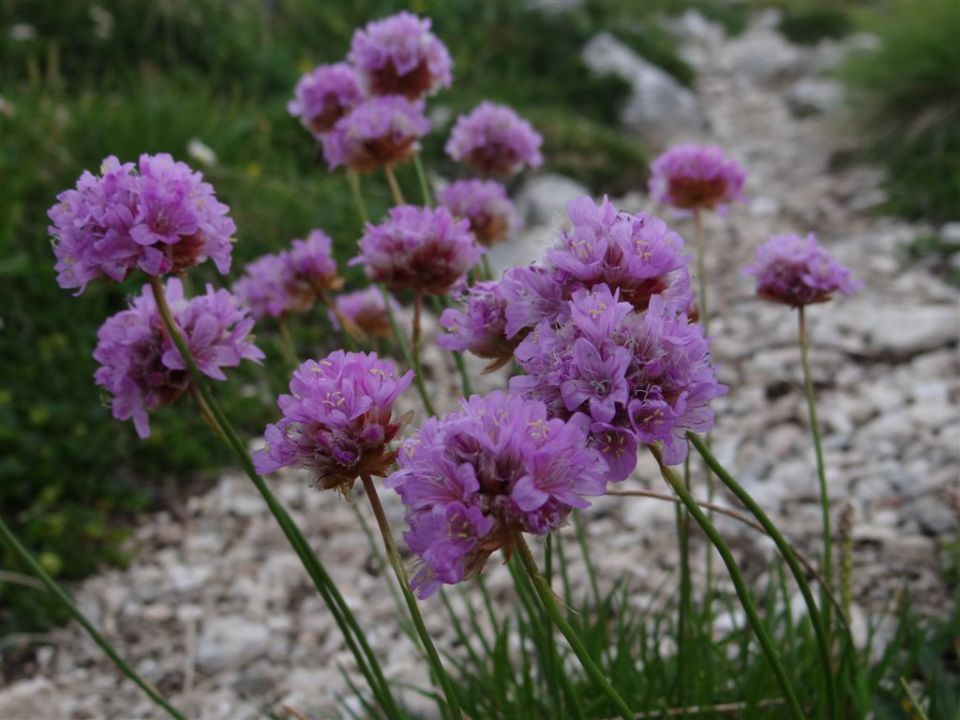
top-left (445, 102), bottom-right (543, 176)
top-left (438, 179), bottom-right (519, 247)
top-left (649, 144), bottom-right (745, 213)
top-left (49, 154), bottom-right (235, 293)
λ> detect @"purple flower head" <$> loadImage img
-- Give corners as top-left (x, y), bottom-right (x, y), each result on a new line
top-left (289, 229), bottom-right (343, 294)
top-left (332, 287), bottom-right (398, 339)
top-left (49, 154), bottom-right (235, 293)
top-left (288, 63), bottom-right (364, 137)
top-left (386, 391), bottom-right (607, 597)
top-left (437, 179), bottom-right (520, 247)
top-left (744, 233), bottom-right (862, 307)
top-left (649, 144), bottom-right (746, 213)
top-left (322, 96), bottom-right (431, 172)
top-left (501, 196), bottom-right (694, 341)
top-left (349, 11), bottom-right (453, 100)
top-left (232, 253), bottom-right (294, 320)
top-left (438, 281), bottom-right (517, 370)
top-left (512, 285), bottom-right (726, 471)
top-left (351, 205), bottom-right (483, 295)
top-left (253, 351), bottom-right (414, 491)
top-left (445, 102), bottom-right (543, 177)
top-left (93, 278), bottom-right (263, 438)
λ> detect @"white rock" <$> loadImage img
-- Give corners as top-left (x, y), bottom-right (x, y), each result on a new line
top-left (523, 0), bottom-right (582, 15)
top-left (514, 173), bottom-right (587, 227)
top-left (860, 305), bottom-right (960, 357)
top-left (940, 222), bottom-right (960, 243)
top-left (0, 678), bottom-right (68, 720)
top-left (727, 30), bottom-right (805, 86)
top-left (196, 616), bottom-right (270, 673)
top-left (581, 32), bottom-right (706, 146)
top-left (786, 78), bottom-right (845, 116)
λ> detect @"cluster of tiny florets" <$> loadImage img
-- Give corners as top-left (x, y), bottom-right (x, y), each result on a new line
top-left (438, 179), bottom-right (519, 247)
top-left (386, 391), bottom-right (607, 597)
top-left (49, 153), bottom-right (235, 293)
top-left (288, 63), bottom-right (364, 137)
top-left (438, 281), bottom-right (517, 370)
top-left (649, 144), bottom-right (746, 213)
top-left (93, 278), bottom-right (263, 438)
top-left (445, 102), bottom-right (543, 176)
top-left (331, 287), bottom-right (398, 339)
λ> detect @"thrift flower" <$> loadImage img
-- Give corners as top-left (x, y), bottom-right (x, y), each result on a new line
top-left (386, 391), bottom-right (607, 597)
top-left (437, 179), bottom-right (519, 247)
top-left (512, 285), bottom-right (725, 471)
top-left (331, 288), bottom-right (398, 339)
top-left (351, 205), bottom-right (483, 295)
top-left (49, 154), bottom-right (235, 293)
top-left (649, 144), bottom-right (745, 213)
top-left (445, 102), bottom-right (543, 176)
top-left (438, 281), bottom-right (517, 370)
top-left (744, 233), bottom-right (862, 307)
top-left (233, 254), bottom-right (293, 320)
top-left (349, 11), bottom-right (453, 100)
top-left (288, 63), bottom-right (364, 137)
top-left (253, 351), bottom-right (414, 491)
top-left (288, 229), bottom-right (343, 295)
top-left (93, 278), bottom-right (263, 438)
top-left (322, 96), bottom-right (430, 172)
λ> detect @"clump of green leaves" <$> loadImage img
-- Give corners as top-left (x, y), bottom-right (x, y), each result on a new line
top-left (779, 5), bottom-right (853, 45)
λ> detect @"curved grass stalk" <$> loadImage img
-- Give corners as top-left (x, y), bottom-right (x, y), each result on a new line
top-left (148, 276), bottom-right (400, 719)
top-left (0, 517), bottom-right (188, 720)
top-left (651, 445), bottom-right (805, 720)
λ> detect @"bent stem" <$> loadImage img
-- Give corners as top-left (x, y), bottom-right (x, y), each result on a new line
top-left (514, 535), bottom-right (635, 720)
top-left (652, 446), bottom-right (805, 720)
top-left (148, 276), bottom-right (400, 719)
top-left (798, 306), bottom-right (834, 641)
top-left (384, 164), bottom-right (405, 206)
top-left (0, 517), bottom-right (188, 720)
top-left (687, 432), bottom-right (839, 720)
top-left (360, 475), bottom-right (462, 720)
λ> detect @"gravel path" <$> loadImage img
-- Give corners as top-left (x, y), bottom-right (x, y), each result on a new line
top-left (3, 12), bottom-right (957, 720)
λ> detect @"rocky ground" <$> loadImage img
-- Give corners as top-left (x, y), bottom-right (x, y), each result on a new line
top-left (3, 10), bottom-right (958, 720)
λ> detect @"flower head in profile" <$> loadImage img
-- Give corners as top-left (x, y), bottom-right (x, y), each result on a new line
top-left (322, 96), bottom-right (430, 172)
top-left (744, 233), bottom-right (861, 307)
top-left (349, 11), bottom-right (453, 100)
top-left (93, 278), bottom-right (263, 438)
top-left (649, 144), bottom-right (745, 213)
top-left (438, 281), bottom-right (517, 371)
top-left (445, 102), bottom-right (543, 176)
top-left (288, 63), bottom-right (364, 137)
top-left (512, 285), bottom-right (725, 473)
top-left (288, 229), bottom-right (343, 294)
top-left (351, 205), bottom-right (483, 295)
top-left (253, 351), bottom-right (413, 491)
top-left (233, 254), bottom-right (293, 320)
top-left (386, 391), bottom-right (607, 597)
top-left (438, 179), bottom-right (519, 247)
top-left (49, 154), bottom-right (235, 293)
top-left (332, 287), bottom-right (398, 339)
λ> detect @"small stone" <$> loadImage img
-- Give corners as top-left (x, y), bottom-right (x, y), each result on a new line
top-left (196, 616), bottom-right (270, 673)
top-left (0, 678), bottom-right (68, 720)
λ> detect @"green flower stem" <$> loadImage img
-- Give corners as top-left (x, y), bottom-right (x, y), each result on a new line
top-left (360, 475), bottom-right (462, 720)
top-left (276, 315), bottom-right (298, 368)
top-left (433, 295), bottom-right (474, 398)
top-left (411, 292), bottom-right (437, 417)
top-left (652, 445), bottom-right (805, 720)
top-left (346, 170), bottom-right (370, 226)
top-left (677, 453), bottom-right (692, 703)
top-left (514, 535), bottom-right (635, 720)
top-left (384, 164), bottom-right (405, 206)
top-left (687, 432), bottom-right (839, 720)
top-left (377, 284), bottom-right (435, 417)
top-left (481, 254), bottom-right (494, 282)
top-left (148, 277), bottom-right (400, 719)
top-left (798, 305), bottom-right (834, 642)
top-left (0, 518), bottom-right (188, 720)
top-left (413, 154), bottom-right (434, 206)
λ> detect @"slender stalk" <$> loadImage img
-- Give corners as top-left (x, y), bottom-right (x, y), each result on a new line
top-left (799, 306), bottom-right (834, 641)
top-left (276, 315), bottom-right (298, 368)
top-left (409, 292), bottom-right (437, 416)
top-left (317, 290), bottom-right (360, 352)
top-left (677, 453), bottom-right (692, 704)
top-left (413, 154), bottom-right (433, 206)
top-left (378, 284), bottom-right (435, 416)
top-left (360, 475), bottom-right (462, 719)
top-left (433, 295), bottom-right (473, 398)
top-left (0, 517), bottom-right (188, 720)
top-left (346, 170), bottom-right (369, 226)
top-left (687, 432), bottom-right (839, 720)
top-left (148, 276), bottom-right (399, 719)
top-left (481, 254), bottom-right (494, 282)
top-left (384, 164), bottom-right (405, 206)
top-left (573, 512), bottom-right (601, 611)
top-left (652, 446), bottom-right (805, 720)
top-left (514, 535), bottom-right (634, 720)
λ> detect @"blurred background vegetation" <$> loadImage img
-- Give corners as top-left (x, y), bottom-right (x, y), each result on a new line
top-left (1, 0), bottom-right (957, 633)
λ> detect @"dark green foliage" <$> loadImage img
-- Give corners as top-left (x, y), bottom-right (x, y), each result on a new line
top-left (843, 0), bottom-right (960, 223)
top-left (779, 5), bottom-right (854, 45)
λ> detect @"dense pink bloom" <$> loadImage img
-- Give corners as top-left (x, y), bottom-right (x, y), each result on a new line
top-left (331, 287), bottom-right (398, 339)
top-left (438, 179), bottom-right (519, 247)
top-left (93, 278), bottom-right (263, 438)
top-left (233, 254), bottom-right (291, 320)
top-left (253, 351), bottom-right (413, 490)
top-left (351, 205), bottom-right (483, 295)
top-left (349, 11), bottom-right (452, 100)
top-left (445, 102), bottom-right (543, 176)
top-left (512, 285), bottom-right (725, 471)
top-left (501, 196), bottom-right (693, 340)
top-left (744, 233), bottom-right (862, 307)
top-left (322, 96), bottom-right (431, 172)
top-left (649, 144), bottom-right (745, 212)
top-left (438, 281), bottom-right (517, 370)
top-left (288, 229), bottom-right (342, 294)
top-left (386, 391), bottom-right (607, 597)
top-left (288, 63), bottom-right (364, 137)
top-left (49, 154), bottom-right (235, 293)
